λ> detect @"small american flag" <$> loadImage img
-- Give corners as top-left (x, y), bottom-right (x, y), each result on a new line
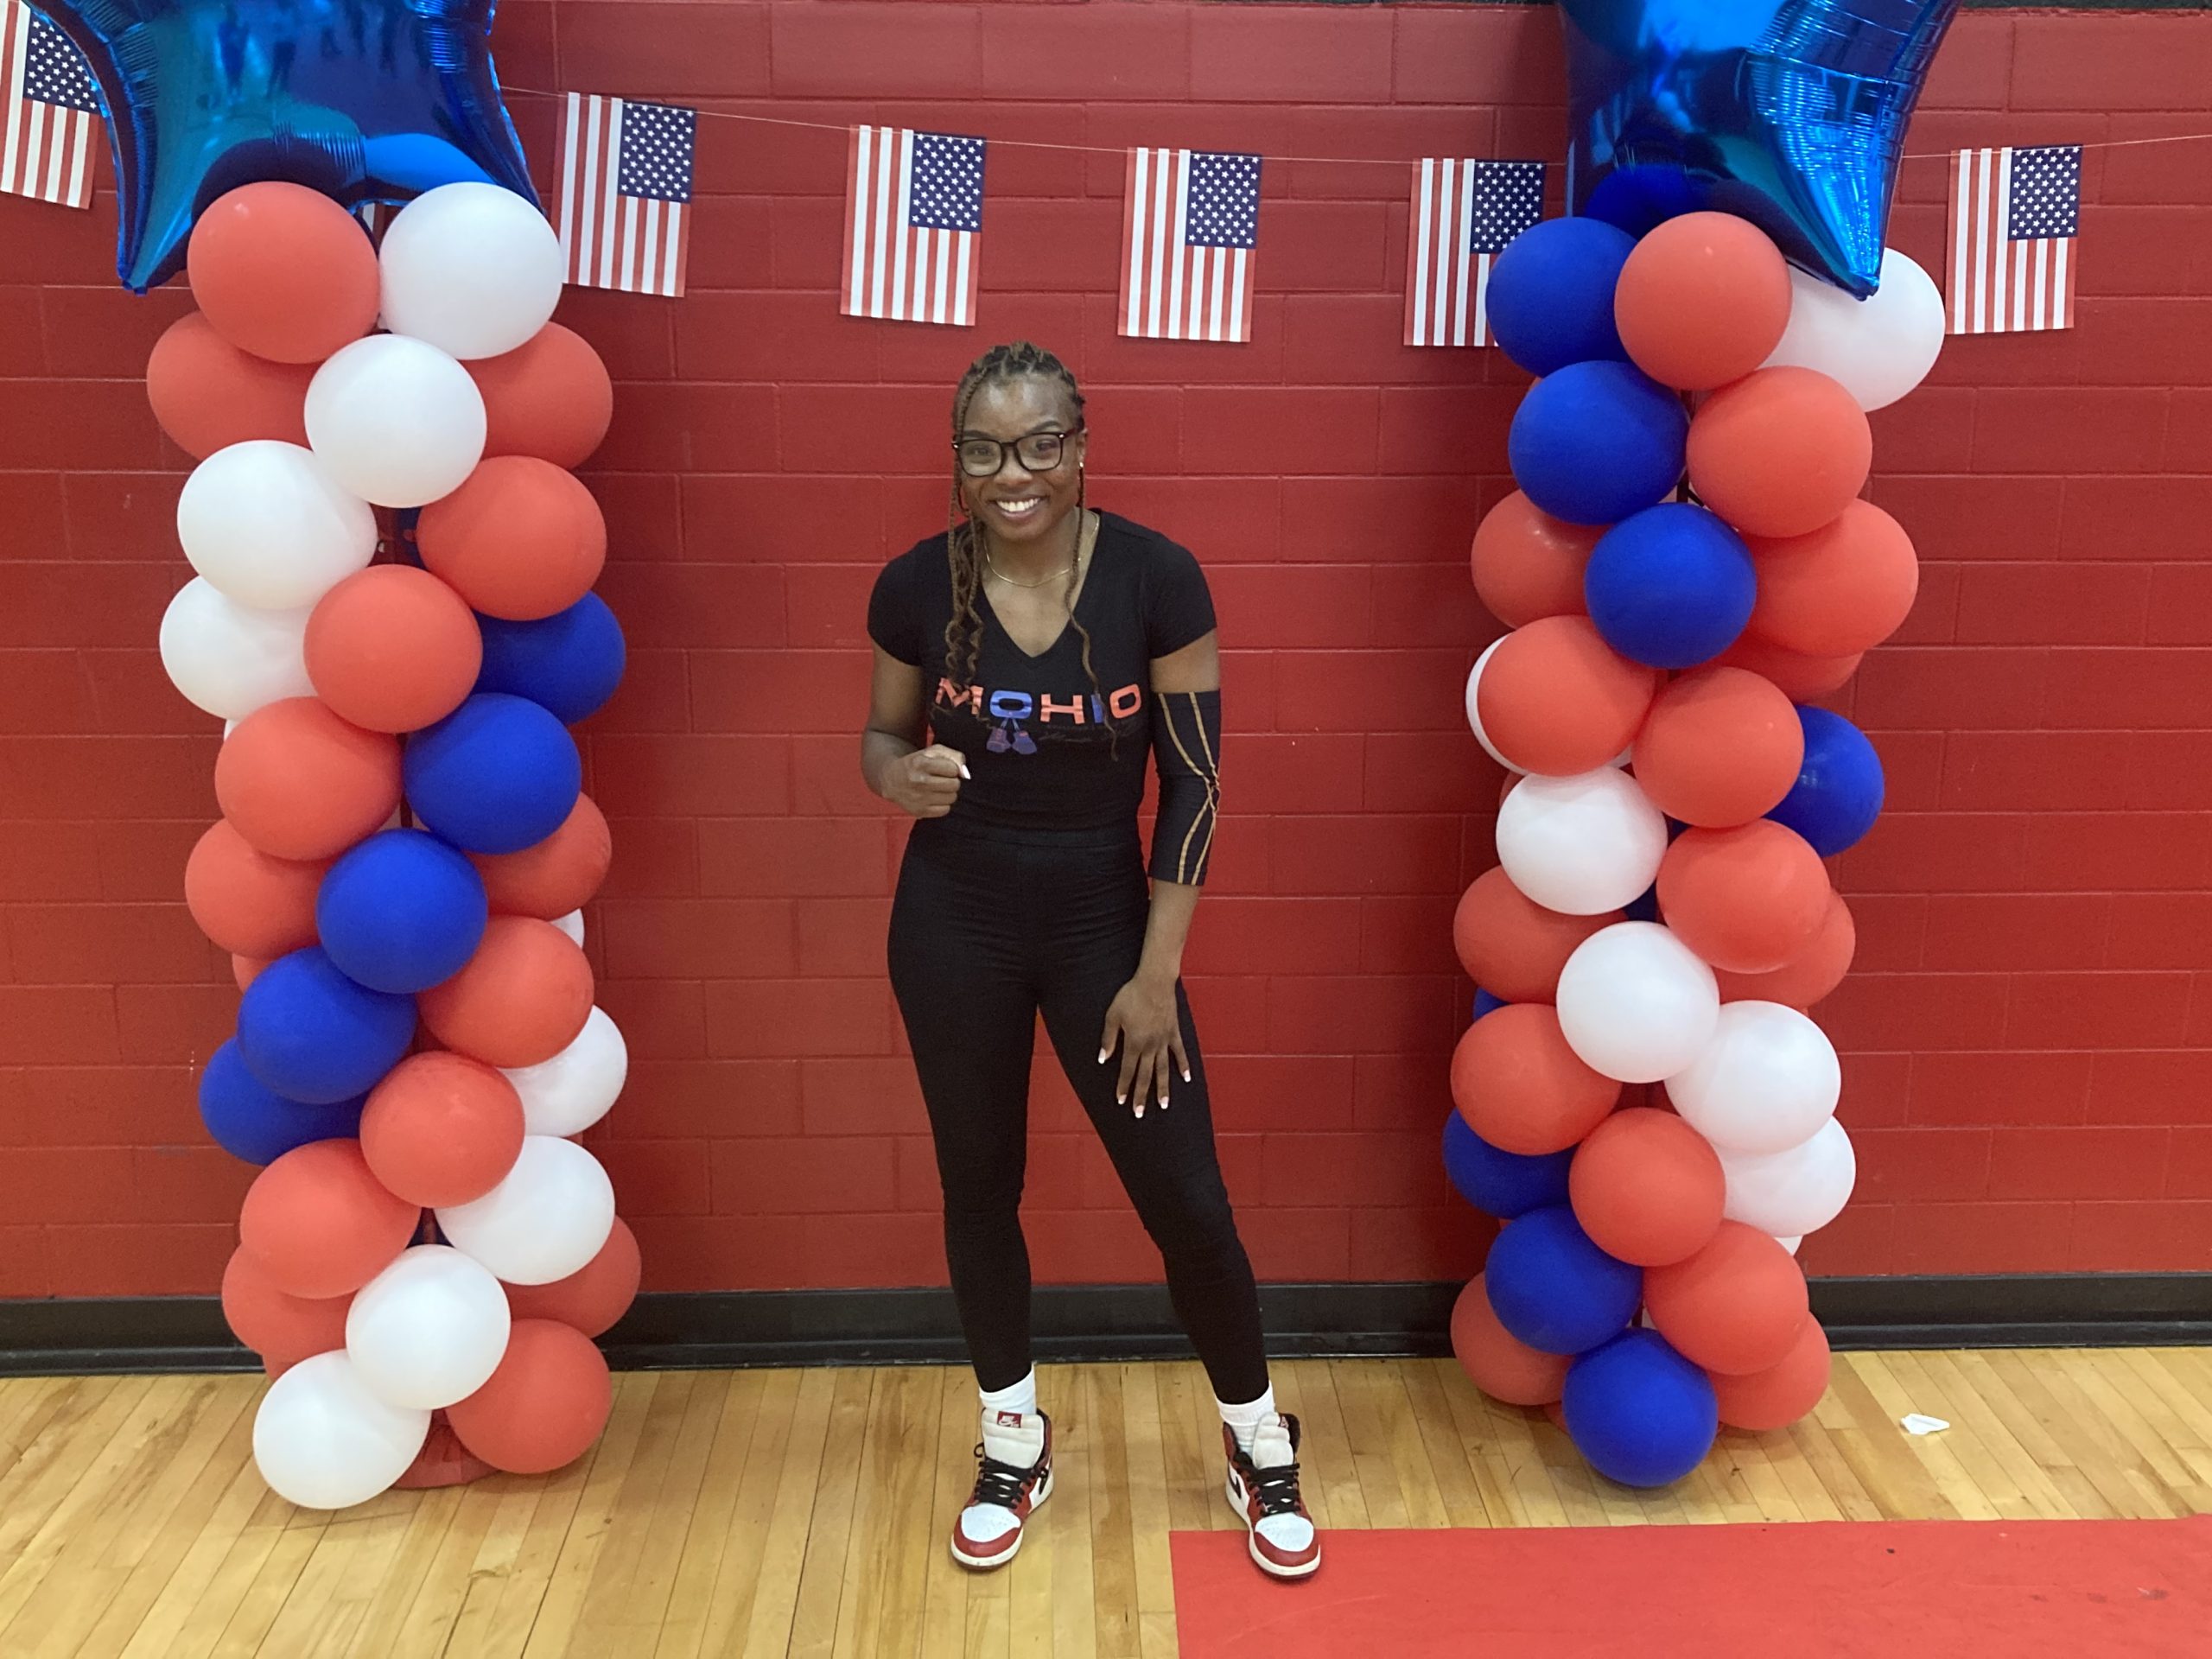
top-left (556, 93), bottom-right (695, 299)
top-left (1119, 148), bottom-right (1261, 344)
top-left (3, 1), bottom-right (99, 210)
top-left (1948, 144), bottom-right (2082, 335)
top-left (1405, 158), bottom-right (1544, 348)
top-left (843, 127), bottom-right (984, 327)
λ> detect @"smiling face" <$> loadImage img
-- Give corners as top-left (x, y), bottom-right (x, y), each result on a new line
top-left (957, 376), bottom-right (1088, 550)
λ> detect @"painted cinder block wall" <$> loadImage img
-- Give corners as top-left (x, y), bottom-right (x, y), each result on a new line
top-left (3, 0), bottom-right (2210, 1300)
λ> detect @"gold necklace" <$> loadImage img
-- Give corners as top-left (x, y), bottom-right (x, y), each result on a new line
top-left (984, 511), bottom-right (1092, 588)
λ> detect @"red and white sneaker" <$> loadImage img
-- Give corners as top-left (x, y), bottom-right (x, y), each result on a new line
top-left (950, 1410), bottom-right (1053, 1570)
top-left (1222, 1414), bottom-right (1320, 1579)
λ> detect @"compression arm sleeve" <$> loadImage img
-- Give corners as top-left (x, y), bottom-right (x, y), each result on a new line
top-left (1149, 689), bottom-right (1222, 887)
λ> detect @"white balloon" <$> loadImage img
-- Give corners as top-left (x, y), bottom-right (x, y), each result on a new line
top-left (1556, 921), bottom-right (1720, 1084)
top-left (378, 182), bottom-right (566, 359)
top-left (501, 1006), bottom-right (628, 1138)
top-left (176, 441), bottom-right (377, 609)
top-left (1495, 767), bottom-right (1666, 915)
top-left (251, 1350), bottom-right (429, 1510)
top-left (1764, 248), bottom-right (1946, 412)
top-left (1668, 1001), bottom-right (1841, 1155)
top-left (436, 1135), bottom-right (614, 1285)
top-left (159, 578), bottom-right (314, 721)
top-left (345, 1244), bottom-right (512, 1410)
top-left (1719, 1118), bottom-right (1857, 1237)
top-left (306, 334), bottom-right (486, 507)
top-left (551, 909), bottom-right (586, 946)
top-left (1463, 639), bottom-right (1526, 776)
top-left (1777, 1236), bottom-right (1803, 1256)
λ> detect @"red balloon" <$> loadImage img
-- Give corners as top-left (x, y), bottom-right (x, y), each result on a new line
top-left (183, 820), bottom-right (327, 959)
top-left (1686, 367), bottom-right (1872, 539)
top-left (1658, 821), bottom-right (1831, 975)
top-left (1631, 667), bottom-right (1804, 829)
top-left (1450, 1002), bottom-right (1621, 1156)
top-left (305, 566), bottom-right (484, 734)
top-left (416, 457), bottom-right (607, 621)
top-left (146, 312), bottom-right (315, 459)
top-left (1569, 1108), bottom-right (1726, 1267)
top-left (448, 1319), bottom-right (613, 1474)
top-left (1451, 1274), bottom-right (1570, 1406)
top-left (1712, 1316), bottom-right (1833, 1430)
top-left (232, 954), bottom-right (271, 992)
top-left (1613, 213), bottom-right (1793, 391)
top-left (469, 794), bottom-right (613, 918)
top-left (186, 183), bottom-right (380, 365)
top-left (238, 1140), bottom-right (420, 1300)
top-left (1477, 615), bottom-right (1657, 776)
top-left (214, 698), bottom-right (403, 862)
top-left (1715, 891), bottom-right (1856, 1008)
top-left (1745, 500), bottom-right (1921, 658)
top-left (359, 1052), bottom-right (527, 1207)
top-left (1452, 868), bottom-right (1620, 1004)
top-left (505, 1217), bottom-right (641, 1338)
top-left (219, 1245), bottom-right (350, 1358)
top-left (1644, 1222), bottom-right (1809, 1376)
top-left (467, 324), bottom-right (615, 470)
top-left (418, 917), bottom-right (595, 1068)
top-left (1471, 493), bottom-right (1598, 627)
top-left (1713, 634), bottom-right (1863, 702)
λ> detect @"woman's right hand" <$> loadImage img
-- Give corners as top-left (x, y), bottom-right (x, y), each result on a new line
top-left (884, 744), bottom-right (969, 818)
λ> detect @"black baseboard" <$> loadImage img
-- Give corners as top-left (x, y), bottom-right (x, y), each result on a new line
top-left (3, 1274), bottom-right (2209, 1377)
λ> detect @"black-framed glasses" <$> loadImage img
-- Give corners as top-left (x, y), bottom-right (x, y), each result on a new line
top-left (954, 427), bottom-right (1083, 479)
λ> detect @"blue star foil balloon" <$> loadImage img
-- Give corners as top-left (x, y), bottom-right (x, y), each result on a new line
top-left (35, 0), bottom-right (537, 291)
top-left (1558, 0), bottom-right (1960, 296)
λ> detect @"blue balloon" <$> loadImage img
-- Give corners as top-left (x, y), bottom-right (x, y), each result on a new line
top-left (39, 0), bottom-right (537, 291)
top-left (1508, 361), bottom-right (1687, 527)
top-left (475, 594), bottom-right (628, 727)
top-left (1471, 988), bottom-right (1508, 1024)
top-left (317, 829), bottom-right (488, 995)
top-left (237, 948), bottom-right (416, 1105)
top-left (404, 693), bottom-right (582, 855)
top-left (1484, 217), bottom-right (1636, 378)
top-left (1584, 504), bottom-right (1756, 670)
top-left (1559, 0), bottom-right (1962, 297)
top-left (1770, 705), bottom-right (1885, 856)
top-left (199, 1039), bottom-right (365, 1166)
top-left (1445, 1112), bottom-right (1573, 1221)
top-left (1563, 1328), bottom-right (1719, 1488)
top-left (1484, 1205), bottom-right (1643, 1357)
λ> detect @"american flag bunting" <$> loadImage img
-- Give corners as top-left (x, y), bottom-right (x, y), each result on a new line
top-left (1405, 158), bottom-right (1544, 348)
top-left (1119, 148), bottom-right (1261, 344)
top-left (3, 1), bottom-right (99, 210)
top-left (843, 126), bottom-right (985, 327)
top-left (1948, 143), bottom-right (2082, 334)
top-left (556, 92), bottom-right (696, 299)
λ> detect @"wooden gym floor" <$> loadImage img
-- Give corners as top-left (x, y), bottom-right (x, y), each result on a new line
top-left (3, 1350), bottom-right (2209, 1657)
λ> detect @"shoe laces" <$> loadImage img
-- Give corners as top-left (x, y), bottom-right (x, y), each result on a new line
top-left (1242, 1454), bottom-right (1305, 1518)
top-left (969, 1444), bottom-right (1033, 1511)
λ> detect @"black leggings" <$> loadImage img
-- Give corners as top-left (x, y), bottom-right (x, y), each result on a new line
top-left (887, 815), bottom-right (1268, 1403)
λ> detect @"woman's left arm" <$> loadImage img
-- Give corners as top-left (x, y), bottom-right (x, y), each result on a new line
top-left (1101, 631), bottom-right (1221, 1118)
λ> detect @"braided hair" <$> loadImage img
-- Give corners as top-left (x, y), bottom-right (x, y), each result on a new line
top-left (946, 342), bottom-right (1112, 744)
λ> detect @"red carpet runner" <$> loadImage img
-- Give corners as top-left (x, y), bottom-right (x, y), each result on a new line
top-left (1171, 1517), bottom-right (2211, 1656)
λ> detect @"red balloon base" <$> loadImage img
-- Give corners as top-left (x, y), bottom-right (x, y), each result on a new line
top-left (392, 1414), bottom-right (496, 1489)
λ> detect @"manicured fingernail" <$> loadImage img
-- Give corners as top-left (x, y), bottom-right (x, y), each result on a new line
top-left (1182, 1067), bottom-right (1192, 1083)
top-left (1098, 1049), bottom-right (1110, 1064)
top-left (959, 763), bottom-right (971, 779)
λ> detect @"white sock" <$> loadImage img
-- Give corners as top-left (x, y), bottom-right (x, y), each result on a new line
top-left (979, 1370), bottom-right (1039, 1457)
top-left (1217, 1385), bottom-right (1275, 1456)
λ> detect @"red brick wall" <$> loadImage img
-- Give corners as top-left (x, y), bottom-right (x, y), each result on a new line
top-left (3, 2), bottom-right (2209, 1300)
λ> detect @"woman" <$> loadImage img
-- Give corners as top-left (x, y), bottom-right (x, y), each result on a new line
top-left (860, 342), bottom-right (1318, 1580)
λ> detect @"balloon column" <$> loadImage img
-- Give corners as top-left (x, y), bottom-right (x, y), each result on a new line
top-left (1447, 205), bottom-right (1942, 1485)
top-left (159, 180), bottom-right (636, 1508)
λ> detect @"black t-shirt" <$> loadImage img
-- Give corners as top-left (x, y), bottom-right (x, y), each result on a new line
top-left (867, 510), bottom-right (1217, 831)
